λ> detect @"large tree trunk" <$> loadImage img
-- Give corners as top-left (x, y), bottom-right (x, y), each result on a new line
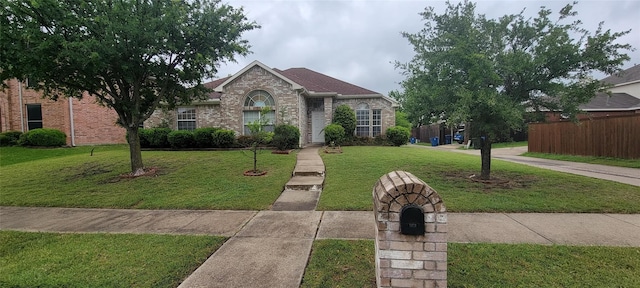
top-left (479, 136), bottom-right (492, 180)
top-left (126, 126), bottom-right (146, 176)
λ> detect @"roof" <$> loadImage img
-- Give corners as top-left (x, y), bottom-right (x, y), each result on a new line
top-left (579, 92), bottom-right (640, 111)
top-left (274, 67), bottom-right (379, 95)
top-left (205, 61), bottom-right (385, 98)
top-left (600, 64), bottom-right (640, 85)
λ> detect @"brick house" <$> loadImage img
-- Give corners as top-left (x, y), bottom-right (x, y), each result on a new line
top-left (0, 79), bottom-right (126, 145)
top-left (145, 60), bottom-right (398, 145)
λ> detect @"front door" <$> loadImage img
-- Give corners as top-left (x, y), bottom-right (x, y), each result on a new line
top-left (311, 111), bottom-right (325, 143)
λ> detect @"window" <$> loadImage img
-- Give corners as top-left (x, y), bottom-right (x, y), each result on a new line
top-left (177, 107), bottom-right (196, 130)
top-left (243, 90), bottom-right (276, 135)
top-left (372, 109), bottom-right (382, 137)
top-left (26, 104), bottom-right (43, 130)
top-left (355, 104), bottom-right (382, 137)
top-left (356, 104), bottom-right (370, 137)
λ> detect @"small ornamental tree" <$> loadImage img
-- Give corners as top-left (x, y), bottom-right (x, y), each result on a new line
top-left (245, 107), bottom-right (273, 174)
top-left (1, 0), bottom-right (259, 176)
top-left (332, 105), bottom-right (356, 138)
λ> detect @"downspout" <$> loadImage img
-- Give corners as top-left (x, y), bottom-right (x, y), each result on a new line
top-left (68, 98), bottom-right (76, 146)
top-left (18, 80), bottom-right (25, 132)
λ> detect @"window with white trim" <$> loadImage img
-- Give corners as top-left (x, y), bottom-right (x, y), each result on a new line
top-left (26, 104), bottom-right (43, 130)
top-left (372, 109), bottom-right (382, 137)
top-left (243, 90), bottom-right (276, 135)
top-left (356, 104), bottom-right (370, 137)
top-left (177, 107), bottom-right (196, 130)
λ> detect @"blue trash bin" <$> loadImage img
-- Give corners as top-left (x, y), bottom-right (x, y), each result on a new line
top-left (445, 135), bottom-right (452, 144)
top-left (431, 137), bottom-right (439, 146)
top-left (410, 137), bottom-right (416, 144)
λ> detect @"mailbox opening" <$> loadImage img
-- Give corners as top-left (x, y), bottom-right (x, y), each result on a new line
top-left (400, 204), bottom-right (425, 235)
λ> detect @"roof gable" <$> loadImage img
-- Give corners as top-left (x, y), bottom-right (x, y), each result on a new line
top-left (212, 60), bottom-right (303, 92)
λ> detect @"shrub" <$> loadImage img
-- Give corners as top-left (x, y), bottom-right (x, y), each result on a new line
top-left (19, 128), bottom-right (66, 147)
top-left (167, 130), bottom-right (195, 149)
top-left (193, 127), bottom-right (220, 148)
top-left (272, 124), bottom-right (300, 150)
top-left (146, 128), bottom-right (171, 148)
top-left (324, 123), bottom-right (345, 145)
top-left (212, 129), bottom-right (236, 148)
top-left (386, 126), bottom-right (410, 146)
top-left (137, 129), bottom-right (151, 148)
top-left (332, 105), bottom-right (356, 138)
top-left (0, 131), bottom-right (22, 146)
top-left (236, 135), bottom-right (254, 147)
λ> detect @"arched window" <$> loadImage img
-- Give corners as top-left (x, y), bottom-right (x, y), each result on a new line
top-left (243, 90), bottom-right (276, 135)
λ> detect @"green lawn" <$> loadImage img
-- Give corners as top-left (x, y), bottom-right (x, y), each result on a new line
top-left (319, 146), bottom-right (640, 212)
top-left (302, 240), bottom-right (640, 288)
top-left (0, 146), bottom-right (296, 210)
top-left (0, 231), bottom-right (225, 288)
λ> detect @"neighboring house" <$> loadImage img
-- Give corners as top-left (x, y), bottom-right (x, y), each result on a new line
top-left (0, 78), bottom-right (126, 145)
top-left (145, 60), bottom-right (398, 145)
top-left (545, 64), bottom-right (640, 121)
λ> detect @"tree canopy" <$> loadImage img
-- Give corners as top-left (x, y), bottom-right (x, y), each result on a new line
top-left (396, 0), bottom-right (632, 179)
top-left (1, 0), bottom-right (259, 175)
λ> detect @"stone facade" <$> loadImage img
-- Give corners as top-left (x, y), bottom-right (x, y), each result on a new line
top-left (145, 62), bottom-right (397, 146)
top-left (373, 171), bottom-right (447, 288)
top-left (0, 79), bottom-right (126, 145)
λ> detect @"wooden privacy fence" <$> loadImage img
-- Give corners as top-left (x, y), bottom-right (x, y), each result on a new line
top-left (528, 114), bottom-right (640, 159)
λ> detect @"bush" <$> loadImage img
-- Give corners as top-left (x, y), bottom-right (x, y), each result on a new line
top-left (167, 130), bottom-right (195, 149)
top-left (0, 131), bottom-right (22, 146)
top-left (272, 124), bottom-right (300, 150)
top-left (324, 123), bottom-right (345, 145)
top-left (145, 128), bottom-right (171, 148)
top-left (212, 129), bottom-right (236, 148)
top-left (332, 105), bottom-right (356, 138)
top-left (19, 128), bottom-right (66, 147)
top-left (386, 126), bottom-right (410, 146)
top-left (193, 127), bottom-right (220, 148)
top-left (236, 135), bottom-right (254, 147)
top-left (137, 129), bottom-right (151, 148)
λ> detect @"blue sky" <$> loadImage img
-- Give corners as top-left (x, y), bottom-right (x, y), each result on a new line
top-left (215, 0), bottom-right (640, 95)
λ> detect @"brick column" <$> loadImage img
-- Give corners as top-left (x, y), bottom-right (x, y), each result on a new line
top-left (373, 171), bottom-right (447, 288)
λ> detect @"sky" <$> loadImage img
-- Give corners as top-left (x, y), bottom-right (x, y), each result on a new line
top-left (213, 0), bottom-right (640, 96)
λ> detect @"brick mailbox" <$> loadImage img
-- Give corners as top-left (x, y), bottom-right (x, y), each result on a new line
top-left (373, 171), bottom-right (447, 288)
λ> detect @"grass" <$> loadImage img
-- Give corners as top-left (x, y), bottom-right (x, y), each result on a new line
top-left (318, 146), bottom-right (640, 212)
top-left (523, 152), bottom-right (640, 169)
top-left (0, 231), bottom-right (225, 288)
top-left (302, 239), bottom-right (376, 288)
top-left (490, 141), bottom-right (528, 149)
top-left (0, 145), bottom-right (126, 166)
top-left (301, 240), bottom-right (640, 288)
top-left (0, 146), bottom-right (296, 210)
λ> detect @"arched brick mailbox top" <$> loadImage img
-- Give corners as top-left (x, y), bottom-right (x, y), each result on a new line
top-left (373, 171), bottom-right (446, 219)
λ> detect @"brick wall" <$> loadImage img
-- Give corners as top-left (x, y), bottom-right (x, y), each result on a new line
top-left (1, 79), bottom-right (126, 145)
top-left (373, 171), bottom-right (447, 288)
top-left (334, 97), bottom-right (396, 136)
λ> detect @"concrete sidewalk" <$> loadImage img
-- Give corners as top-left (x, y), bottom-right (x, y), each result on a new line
top-left (2, 206), bottom-right (639, 247)
top-left (411, 144), bottom-right (640, 186)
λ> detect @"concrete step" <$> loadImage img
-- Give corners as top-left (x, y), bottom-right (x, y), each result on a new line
top-left (285, 176), bottom-right (324, 191)
top-left (271, 189), bottom-right (321, 211)
top-left (293, 164), bottom-right (325, 177)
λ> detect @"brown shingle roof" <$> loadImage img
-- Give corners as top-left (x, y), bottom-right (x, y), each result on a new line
top-left (203, 77), bottom-right (228, 100)
top-left (600, 64), bottom-right (640, 85)
top-left (275, 67), bottom-right (379, 95)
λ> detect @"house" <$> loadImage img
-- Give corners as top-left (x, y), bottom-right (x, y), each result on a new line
top-left (545, 64), bottom-right (640, 121)
top-left (145, 60), bottom-right (398, 145)
top-left (0, 78), bottom-right (126, 145)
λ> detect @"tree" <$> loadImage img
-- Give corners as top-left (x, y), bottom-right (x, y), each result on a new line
top-left (0, 0), bottom-right (259, 176)
top-left (397, 0), bottom-right (631, 180)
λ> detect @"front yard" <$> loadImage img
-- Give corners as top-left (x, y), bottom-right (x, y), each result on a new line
top-left (1, 145), bottom-right (639, 287)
